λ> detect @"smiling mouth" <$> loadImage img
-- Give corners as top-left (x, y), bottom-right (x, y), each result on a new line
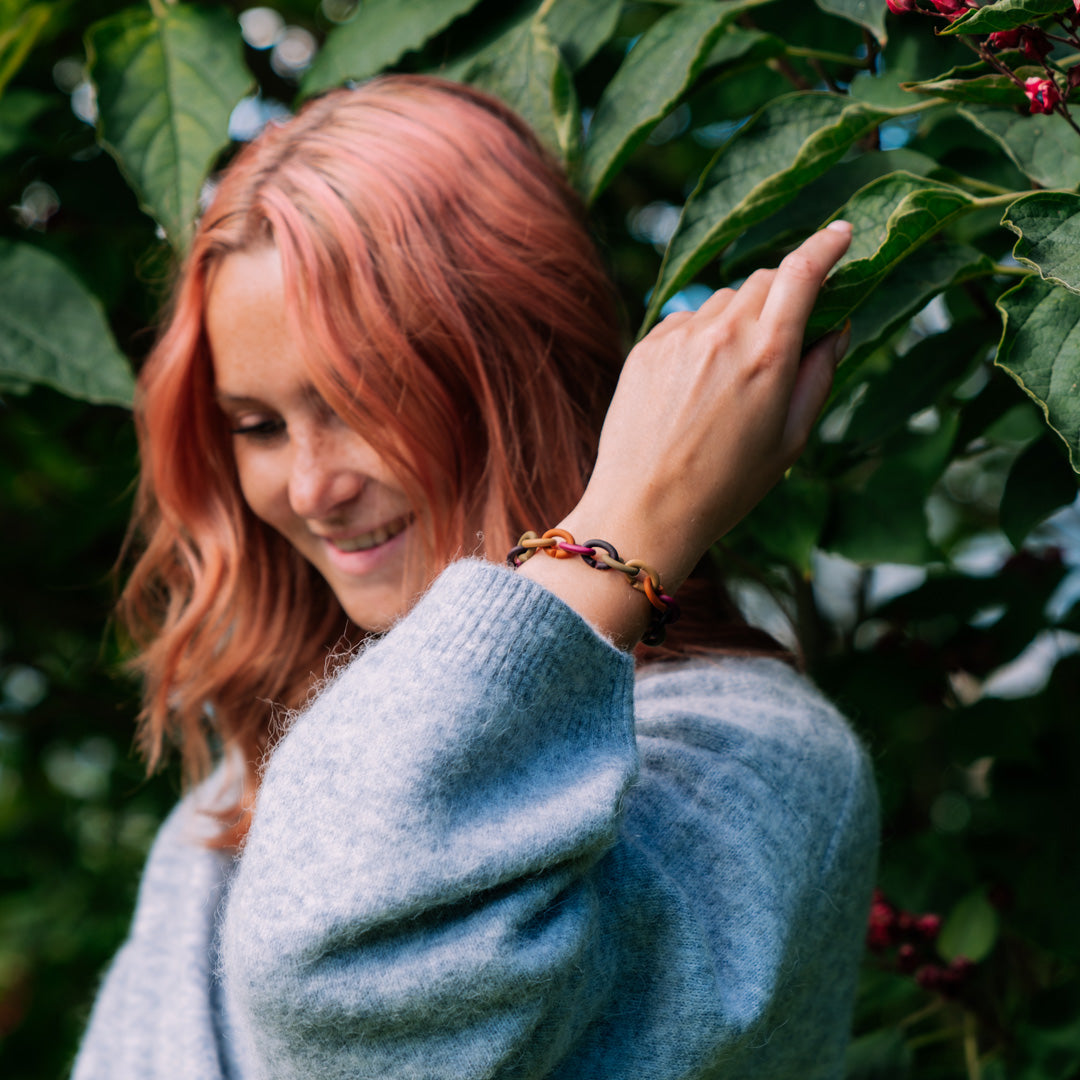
top-left (328, 514), bottom-right (413, 553)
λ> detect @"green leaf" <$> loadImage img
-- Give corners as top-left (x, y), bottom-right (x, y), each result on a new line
top-left (0, 86), bottom-right (50, 159)
top-left (825, 412), bottom-right (958, 564)
top-left (1003, 192), bottom-right (1080, 296)
top-left (643, 93), bottom-right (905, 330)
top-left (0, 240), bottom-right (133, 407)
top-left (841, 243), bottom-right (996, 371)
top-left (0, 2), bottom-right (51, 100)
top-left (959, 103), bottom-right (1080, 190)
top-left (1000, 434), bottom-right (1079, 548)
top-left (814, 0), bottom-right (888, 45)
top-left (942, 0), bottom-right (1071, 35)
top-left (580, 0), bottom-right (773, 204)
top-left (845, 1028), bottom-right (913, 1080)
top-left (806, 172), bottom-right (977, 340)
top-left (901, 60), bottom-right (1038, 107)
top-left (938, 890), bottom-right (999, 963)
top-left (723, 147), bottom-right (943, 276)
top-left (544, 0), bottom-right (622, 70)
top-left (86, 3), bottom-right (251, 251)
top-left (302, 0), bottom-right (483, 97)
top-left (702, 26), bottom-right (785, 71)
top-left (996, 276), bottom-right (1080, 471)
top-left (844, 321), bottom-right (992, 450)
top-left (467, 17), bottom-right (580, 165)
top-left (741, 474), bottom-right (829, 573)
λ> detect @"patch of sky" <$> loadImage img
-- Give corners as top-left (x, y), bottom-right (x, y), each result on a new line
top-left (692, 115), bottom-right (750, 148)
top-left (628, 200), bottom-right (681, 253)
top-left (878, 115), bottom-right (919, 151)
top-left (229, 94), bottom-right (292, 142)
top-left (648, 104), bottom-right (691, 146)
top-left (659, 283), bottom-right (714, 317)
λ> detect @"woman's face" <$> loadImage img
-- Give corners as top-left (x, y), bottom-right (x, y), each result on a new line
top-left (206, 245), bottom-right (426, 632)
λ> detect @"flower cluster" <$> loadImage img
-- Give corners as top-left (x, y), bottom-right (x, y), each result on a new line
top-left (867, 889), bottom-right (976, 998)
top-left (886, 0), bottom-right (1080, 121)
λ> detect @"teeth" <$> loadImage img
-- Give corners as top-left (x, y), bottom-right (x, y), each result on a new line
top-left (332, 515), bottom-right (410, 553)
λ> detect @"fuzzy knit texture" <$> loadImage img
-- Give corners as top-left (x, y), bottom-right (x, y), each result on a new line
top-left (73, 559), bottom-right (878, 1080)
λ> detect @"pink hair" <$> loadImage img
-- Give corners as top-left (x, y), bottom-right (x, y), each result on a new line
top-left (120, 76), bottom-right (784, 846)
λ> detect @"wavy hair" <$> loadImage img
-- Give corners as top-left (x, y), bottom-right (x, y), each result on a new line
top-left (120, 75), bottom-right (783, 845)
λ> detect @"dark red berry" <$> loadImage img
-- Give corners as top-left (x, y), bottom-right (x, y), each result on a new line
top-left (916, 913), bottom-right (942, 941)
top-left (897, 943), bottom-right (919, 973)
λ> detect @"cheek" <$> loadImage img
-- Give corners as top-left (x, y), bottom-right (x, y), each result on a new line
top-left (233, 450), bottom-right (290, 531)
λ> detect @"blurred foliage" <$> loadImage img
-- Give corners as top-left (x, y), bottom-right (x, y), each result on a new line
top-left (1, 0), bottom-right (1079, 1077)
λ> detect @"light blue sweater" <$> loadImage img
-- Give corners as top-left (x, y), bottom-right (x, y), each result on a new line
top-left (73, 560), bottom-right (878, 1079)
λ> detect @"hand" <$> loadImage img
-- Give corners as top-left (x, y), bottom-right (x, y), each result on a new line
top-left (521, 222), bottom-right (852, 648)
top-left (576, 222), bottom-right (852, 581)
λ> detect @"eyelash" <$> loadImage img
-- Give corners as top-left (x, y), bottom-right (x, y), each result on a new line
top-left (230, 418), bottom-right (284, 441)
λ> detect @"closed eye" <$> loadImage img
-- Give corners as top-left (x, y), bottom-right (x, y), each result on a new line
top-left (230, 417), bottom-right (285, 441)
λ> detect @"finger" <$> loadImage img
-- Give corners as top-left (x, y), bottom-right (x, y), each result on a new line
top-left (759, 220), bottom-right (852, 339)
top-left (781, 321), bottom-right (851, 458)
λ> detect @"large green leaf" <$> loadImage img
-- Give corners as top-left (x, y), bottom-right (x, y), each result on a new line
top-left (0, 1), bottom-right (50, 100)
top-left (0, 240), bottom-right (133, 407)
top-left (996, 275), bottom-right (1080, 471)
top-left (643, 93), bottom-right (908, 330)
top-left (544, 0), bottom-right (622, 70)
top-left (723, 147), bottom-right (942, 276)
top-left (1000, 434), bottom-right (1079, 548)
top-left (806, 172), bottom-right (977, 339)
top-left (938, 890), bottom-right (999, 964)
top-left (814, 0), bottom-right (887, 44)
top-left (959, 104), bottom-right (1080, 191)
top-left (580, 0), bottom-right (773, 204)
top-left (1003, 192), bottom-right (1080, 296)
top-left (302, 0), bottom-right (483, 97)
top-left (86, 3), bottom-right (251, 251)
top-left (943, 0), bottom-right (1071, 35)
top-left (467, 17), bottom-right (579, 165)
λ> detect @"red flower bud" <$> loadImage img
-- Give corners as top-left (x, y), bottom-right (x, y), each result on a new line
top-left (1021, 30), bottom-right (1052, 61)
top-left (988, 28), bottom-right (1022, 49)
top-left (1025, 76), bottom-right (1062, 114)
top-left (887, 0), bottom-right (918, 11)
top-left (929, 0), bottom-right (967, 16)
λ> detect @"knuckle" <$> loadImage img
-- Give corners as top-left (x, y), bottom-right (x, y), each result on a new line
top-left (778, 252), bottom-right (820, 282)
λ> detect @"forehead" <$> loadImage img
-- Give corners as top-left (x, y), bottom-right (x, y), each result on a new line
top-left (205, 245), bottom-right (299, 393)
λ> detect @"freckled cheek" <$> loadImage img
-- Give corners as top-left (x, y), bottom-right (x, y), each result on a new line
top-left (233, 454), bottom-right (294, 534)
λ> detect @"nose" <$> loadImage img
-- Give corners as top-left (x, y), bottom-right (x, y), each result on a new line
top-left (287, 427), bottom-right (366, 521)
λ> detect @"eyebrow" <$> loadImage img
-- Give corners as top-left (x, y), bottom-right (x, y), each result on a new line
top-left (214, 384), bottom-right (326, 409)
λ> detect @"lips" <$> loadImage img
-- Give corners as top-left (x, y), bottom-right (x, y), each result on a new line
top-left (324, 513), bottom-right (413, 553)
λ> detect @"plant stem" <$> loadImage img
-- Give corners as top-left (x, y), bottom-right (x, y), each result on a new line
top-left (898, 998), bottom-right (946, 1029)
top-left (963, 1011), bottom-right (981, 1080)
top-left (991, 264), bottom-right (1034, 277)
top-left (786, 45), bottom-right (873, 69)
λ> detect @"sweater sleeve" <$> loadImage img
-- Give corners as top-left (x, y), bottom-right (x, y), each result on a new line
top-left (219, 560), bottom-right (877, 1080)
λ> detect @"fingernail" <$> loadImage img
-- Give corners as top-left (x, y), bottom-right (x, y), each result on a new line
top-left (827, 219), bottom-right (852, 234)
top-left (834, 319), bottom-right (852, 363)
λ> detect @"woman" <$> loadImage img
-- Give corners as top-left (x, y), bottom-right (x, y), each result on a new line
top-left (74, 75), bottom-right (877, 1079)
